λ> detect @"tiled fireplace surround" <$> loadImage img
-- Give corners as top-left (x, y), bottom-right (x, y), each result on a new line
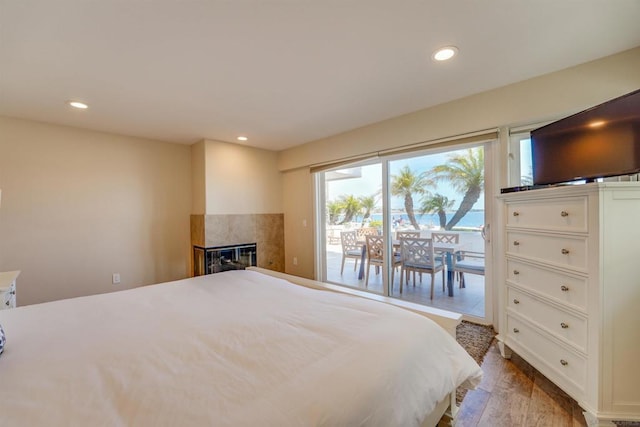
top-left (190, 214), bottom-right (285, 274)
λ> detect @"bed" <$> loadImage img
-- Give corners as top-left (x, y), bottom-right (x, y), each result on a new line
top-left (0, 268), bottom-right (482, 426)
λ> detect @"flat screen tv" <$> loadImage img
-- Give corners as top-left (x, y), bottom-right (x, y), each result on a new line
top-left (531, 89), bottom-right (640, 186)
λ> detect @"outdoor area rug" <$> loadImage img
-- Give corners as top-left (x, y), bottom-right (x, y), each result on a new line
top-left (455, 320), bottom-right (496, 404)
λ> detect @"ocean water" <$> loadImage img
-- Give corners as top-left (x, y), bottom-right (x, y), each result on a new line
top-left (359, 210), bottom-right (485, 228)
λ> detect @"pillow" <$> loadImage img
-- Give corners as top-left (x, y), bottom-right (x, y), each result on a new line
top-left (0, 323), bottom-right (5, 355)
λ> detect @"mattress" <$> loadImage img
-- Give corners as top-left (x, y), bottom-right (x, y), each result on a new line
top-left (0, 270), bottom-right (482, 426)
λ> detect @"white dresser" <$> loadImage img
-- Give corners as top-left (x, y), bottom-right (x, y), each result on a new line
top-left (0, 270), bottom-right (19, 310)
top-left (497, 183), bottom-right (640, 426)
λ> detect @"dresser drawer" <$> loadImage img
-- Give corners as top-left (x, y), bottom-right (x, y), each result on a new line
top-left (507, 286), bottom-right (587, 352)
top-left (506, 197), bottom-right (588, 232)
top-left (506, 315), bottom-right (586, 392)
top-left (506, 231), bottom-right (587, 271)
top-left (506, 259), bottom-right (587, 311)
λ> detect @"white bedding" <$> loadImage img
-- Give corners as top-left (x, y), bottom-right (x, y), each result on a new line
top-left (0, 270), bottom-right (482, 426)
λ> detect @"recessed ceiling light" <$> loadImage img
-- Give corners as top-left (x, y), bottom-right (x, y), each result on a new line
top-left (67, 100), bottom-right (89, 109)
top-left (237, 136), bottom-right (248, 141)
top-left (432, 46), bottom-right (458, 61)
top-left (588, 120), bottom-right (606, 128)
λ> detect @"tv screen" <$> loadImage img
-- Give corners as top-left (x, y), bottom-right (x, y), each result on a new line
top-left (531, 89), bottom-right (640, 186)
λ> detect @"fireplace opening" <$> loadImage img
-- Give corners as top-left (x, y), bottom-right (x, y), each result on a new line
top-left (193, 243), bottom-right (257, 276)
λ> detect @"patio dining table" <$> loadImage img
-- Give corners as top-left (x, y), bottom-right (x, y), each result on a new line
top-left (357, 238), bottom-right (466, 297)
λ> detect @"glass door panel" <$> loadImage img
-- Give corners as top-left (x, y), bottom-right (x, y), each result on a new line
top-left (322, 162), bottom-right (385, 294)
top-left (387, 146), bottom-right (486, 317)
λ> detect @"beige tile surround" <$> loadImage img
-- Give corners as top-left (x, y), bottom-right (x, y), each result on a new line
top-left (190, 214), bottom-right (285, 274)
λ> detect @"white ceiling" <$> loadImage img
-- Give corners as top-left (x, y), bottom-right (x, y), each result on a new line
top-left (1, 1), bottom-right (639, 151)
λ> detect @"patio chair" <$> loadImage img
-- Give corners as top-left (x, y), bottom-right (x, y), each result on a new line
top-left (340, 231), bottom-right (362, 274)
top-left (395, 230), bottom-right (421, 240)
top-left (431, 231), bottom-right (461, 290)
top-left (453, 250), bottom-right (485, 288)
top-left (327, 226), bottom-right (342, 245)
top-left (394, 230), bottom-right (421, 257)
top-left (431, 231), bottom-right (459, 245)
top-left (399, 237), bottom-right (445, 299)
top-left (356, 226), bottom-right (378, 240)
top-left (364, 235), bottom-right (401, 288)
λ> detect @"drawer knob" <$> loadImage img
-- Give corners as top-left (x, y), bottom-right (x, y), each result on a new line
top-left (5, 301), bottom-right (9, 306)
top-left (10, 291), bottom-right (15, 295)
top-left (513, 241), bottom-right (520, 246)
top-left (513, 211), bottom-right (520, 217)
top-left (561, 322), bottom-right (569, 329)
top-left (560, 359), bottom-right (568, 366)
top-left (560, 285), bottom-right (569, 292)
top-left (561, 211), bottom-right (569, 217)
top-left (513, 328), bottom-right (520, 333)
top-left (513, 270), bottom-right (520, 275)
top-left (513, 299), bottom-right (520, 304)
top-left (561, 248), bottom-right (570, 255)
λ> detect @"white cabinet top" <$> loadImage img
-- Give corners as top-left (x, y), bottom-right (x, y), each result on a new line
top-left (0, 270), bottom-right (20, 290)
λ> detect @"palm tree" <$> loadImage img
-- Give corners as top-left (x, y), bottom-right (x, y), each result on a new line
top-left (419, 194), bottom-right (455, 229)
top-left (338, 194), bottom-right (362, 225)
top-left (326, 200), bottom-right (343, 225)
top-left (431, 148), bottom-right (484, 230)
top-left (390, 166), bottom-right (433, 230)
top-left (359, 195), bottom-right (377, 227)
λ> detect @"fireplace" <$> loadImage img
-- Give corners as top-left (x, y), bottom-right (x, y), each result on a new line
top-left (193, 243), bottom-right (257, 276)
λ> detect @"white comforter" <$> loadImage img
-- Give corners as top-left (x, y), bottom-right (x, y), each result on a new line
top-left (0, 270), bottom-right (482, 427)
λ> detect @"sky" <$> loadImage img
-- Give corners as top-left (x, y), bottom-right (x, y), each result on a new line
top-left (520, 137), bottom-right (533, 182)
top-left (326, 148), bottom-right (486, 212)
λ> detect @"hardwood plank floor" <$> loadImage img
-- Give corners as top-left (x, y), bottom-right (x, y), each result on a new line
top-left (455, 342), bottom-right (588, 427)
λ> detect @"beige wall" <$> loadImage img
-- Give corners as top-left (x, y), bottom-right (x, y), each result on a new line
top-left (282, 168), bottom-right (314, 276)
top-left (191, 140), bottom-right (206, 215)
top-left (279, 47), bottom-right (640, 172)
top-left (279, 47), bottom-right (640, 279)
top-left (202, 139), bottom-right (282, 214)
top-left (0, 117), bottom-right (192, 305)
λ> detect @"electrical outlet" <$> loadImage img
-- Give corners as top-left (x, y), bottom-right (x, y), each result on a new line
top-left (112, 273), bottom-right (121, 284)
top-left (293, 257), bottom-right (298, 266)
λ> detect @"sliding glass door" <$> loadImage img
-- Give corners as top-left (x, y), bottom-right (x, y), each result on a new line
top-left (316, 140), bottom-right (493, 322)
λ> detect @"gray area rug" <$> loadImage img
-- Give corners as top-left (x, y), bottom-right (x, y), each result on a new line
top-left (455, 320), bottom-right (496, 404)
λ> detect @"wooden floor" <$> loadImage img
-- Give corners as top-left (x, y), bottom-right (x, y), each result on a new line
top-left (455, 341), bottom-right (588, 427)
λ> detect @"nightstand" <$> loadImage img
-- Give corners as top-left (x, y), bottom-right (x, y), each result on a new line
top-left (0, 271), bottom-right (20, 309)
